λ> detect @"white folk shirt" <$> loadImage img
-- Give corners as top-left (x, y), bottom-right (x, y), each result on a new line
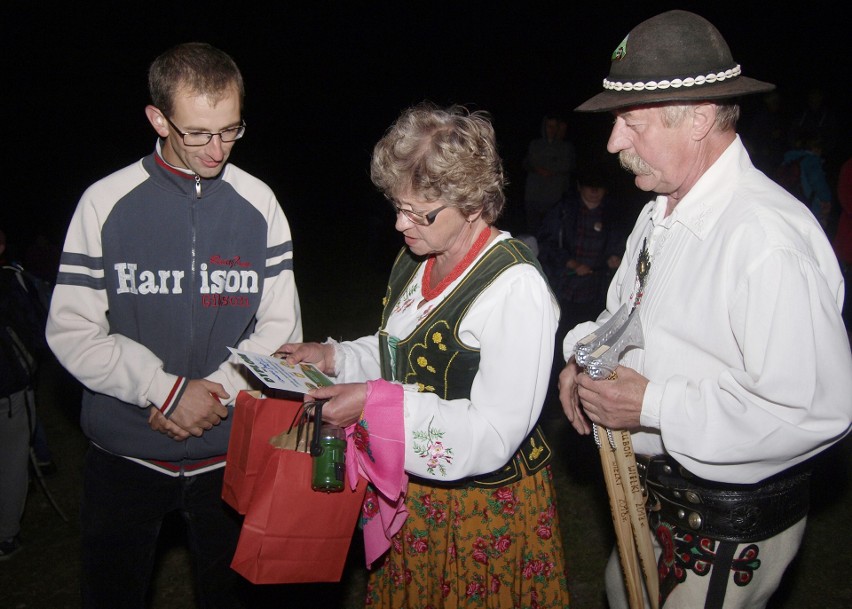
top-left (333, 232), bottom-right (559, 481)
top-left (565, 136), bottom-right (852, 484)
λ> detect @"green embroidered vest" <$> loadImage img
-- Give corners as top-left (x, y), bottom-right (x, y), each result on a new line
top-left (378, 238), bottom-right (553, 488)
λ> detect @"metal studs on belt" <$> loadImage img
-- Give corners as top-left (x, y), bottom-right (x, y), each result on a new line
top-left (677, 509), bottom-right (703, 530)
top-left (688, 512), bottom-right (703, 529)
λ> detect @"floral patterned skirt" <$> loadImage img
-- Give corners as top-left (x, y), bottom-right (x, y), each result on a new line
top-left (365, 465), bottom-right (570, 608)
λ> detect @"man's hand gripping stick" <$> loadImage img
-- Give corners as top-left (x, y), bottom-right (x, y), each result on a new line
top-left (573, 308), bottom-right (659, 609)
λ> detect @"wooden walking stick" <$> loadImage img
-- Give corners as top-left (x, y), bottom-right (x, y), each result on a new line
top-left (577, 308), bottom-right (659, 609)
top-left (611, 427), bottom-right (659, 609)
top-left (595, 424), bottom-right (647, 609)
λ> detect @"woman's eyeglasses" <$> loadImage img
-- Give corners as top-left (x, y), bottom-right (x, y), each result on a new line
top-left (392, 204), bottom-right (447, 226)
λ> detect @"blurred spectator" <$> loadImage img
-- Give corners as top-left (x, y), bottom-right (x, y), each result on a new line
top-left (523, 114), bottom-right (576, 234)
top-left (833, 156), bottom-right (852, 331)
top-left (537, 164), bottom-right (626, 337)
top-left (793, 86), bottom-right (840, 173)
top-left (741, 90), bottom-right (789, 174)
top-left (777, 125), bottom-right (833, 231)
top-left (0, 228), bottom-right (50, 560)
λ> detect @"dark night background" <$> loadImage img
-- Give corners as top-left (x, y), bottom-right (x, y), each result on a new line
top-left (3, 2), bottom-right (850, 274)
top-left (2, 5), bottom-right (851, 606)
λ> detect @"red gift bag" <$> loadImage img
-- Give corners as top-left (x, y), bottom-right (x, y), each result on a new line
top-left (230, 435), bottom-right (367, 584)
top-left (222, 391), bottom-right (305, 514)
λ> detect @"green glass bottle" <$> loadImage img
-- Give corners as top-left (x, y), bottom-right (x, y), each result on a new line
top-left (311, 422), bottom-right (346, 492)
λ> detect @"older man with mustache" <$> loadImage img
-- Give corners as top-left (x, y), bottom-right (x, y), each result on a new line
top-left (558, 10), bottom-right (852, 609)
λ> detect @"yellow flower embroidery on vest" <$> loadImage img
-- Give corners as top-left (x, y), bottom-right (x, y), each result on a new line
top-left (431, 331), bottom-right (448, 351)
top-left (417, 355), bottom-right (436, 373)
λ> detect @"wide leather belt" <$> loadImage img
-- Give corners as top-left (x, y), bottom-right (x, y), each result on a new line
top-left (410, 424), bottom-right (552, 489)
top-left (638, 455), bottom-right (811, 543)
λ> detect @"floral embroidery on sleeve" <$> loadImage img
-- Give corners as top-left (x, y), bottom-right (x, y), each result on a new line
top-left (412, 418), bottom-right (454, 476)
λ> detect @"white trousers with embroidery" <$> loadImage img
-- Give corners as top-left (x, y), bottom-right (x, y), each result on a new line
top-left (604, 517), bottom-right (807, 609)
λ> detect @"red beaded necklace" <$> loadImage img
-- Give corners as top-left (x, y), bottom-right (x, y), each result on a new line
top-left (421, 226), bottom-right (492, 301)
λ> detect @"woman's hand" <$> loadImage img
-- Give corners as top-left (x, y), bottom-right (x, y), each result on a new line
top-left (273, 341), bottom-right (336, 375)
top-left (307, 383), bottom-right (367, 428)
top-left (559, 358), bottom-right (592, 435)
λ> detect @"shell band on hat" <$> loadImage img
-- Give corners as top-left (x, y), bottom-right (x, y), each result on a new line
top-left (603, 64), bottom-right (742, 93)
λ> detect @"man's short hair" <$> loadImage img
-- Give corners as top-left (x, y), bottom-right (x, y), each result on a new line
top-left (148, 42), bottom-right (245, 117)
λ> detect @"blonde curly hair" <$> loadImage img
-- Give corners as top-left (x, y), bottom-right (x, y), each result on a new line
top-left (370, 102), bottom-right (506, 224)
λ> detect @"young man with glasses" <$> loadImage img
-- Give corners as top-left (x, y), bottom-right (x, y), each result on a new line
top-left (46, 42), bottom-right (302, 608)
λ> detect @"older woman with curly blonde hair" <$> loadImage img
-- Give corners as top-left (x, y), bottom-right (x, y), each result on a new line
top-left (278, 102), bottom-right (571, 608)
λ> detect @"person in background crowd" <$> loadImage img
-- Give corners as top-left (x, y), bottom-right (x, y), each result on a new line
top-left (740, 89), bottom-right (788, 175)
top-left (523, 113), bottom-right (576, 235)
top-left (537, 163), bottom-right (626, 336)
top-left (45, 42), bottom-right (302, 608)
top-left (559, 10), bottom-right (852, 609)
top-left (0, 228), bottom-right (48, 561)
top-left (793, 86), bottom-right (841, 177)
top-left (833, 156), bottom-right (852, 333)
top-left (777, 125), bottom-right (833, 231)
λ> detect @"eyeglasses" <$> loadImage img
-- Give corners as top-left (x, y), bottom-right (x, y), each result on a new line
top-left (163, 115), bottom-right (246, 146)
top-left (392, 203), bottom-right (447, 226)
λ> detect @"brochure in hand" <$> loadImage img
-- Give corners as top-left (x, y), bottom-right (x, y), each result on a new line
top-left (228, 347), bottom-right (334, 394)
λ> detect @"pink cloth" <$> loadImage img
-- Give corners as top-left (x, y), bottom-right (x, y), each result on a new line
top-left (344, 379), bottom-right (408, 568)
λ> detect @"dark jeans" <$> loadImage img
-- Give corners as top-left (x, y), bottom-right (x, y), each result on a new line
top-left (81, 445), bottom-right (244, 609)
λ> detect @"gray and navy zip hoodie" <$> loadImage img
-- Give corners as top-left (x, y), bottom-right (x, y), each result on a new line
top-left (46, 145), bottom-right (302, 476)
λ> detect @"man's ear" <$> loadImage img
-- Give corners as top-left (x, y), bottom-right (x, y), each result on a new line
top-left (691, 103), bottom-right (716, 140)
top-left (145, 105), bottom-right (170, 138)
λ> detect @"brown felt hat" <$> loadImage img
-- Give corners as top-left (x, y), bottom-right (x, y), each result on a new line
top-left (576, 10), bottom-right (775, 112)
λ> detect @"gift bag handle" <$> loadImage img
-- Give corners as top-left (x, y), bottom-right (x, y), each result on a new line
top-left (284, 400), bottom-right (323, 454)
top-left (308, 400), bottom-right (329, 457)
